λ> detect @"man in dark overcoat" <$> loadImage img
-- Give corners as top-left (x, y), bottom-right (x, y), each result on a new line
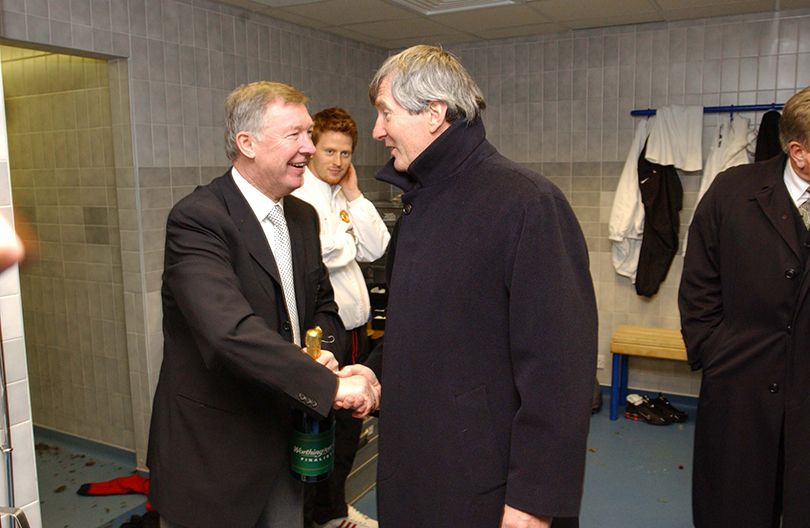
top-left (361, 45), bottom-right (597, 528)
top-left (147, 81), bottom-right (380, 528)
top-left (679, 86), bottom-right (810, 528)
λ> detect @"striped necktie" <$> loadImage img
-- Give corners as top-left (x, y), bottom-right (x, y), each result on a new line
top-left (800, 198), bottom-right (810, 230)
top-left (267, 204), bottom-right (300, 346)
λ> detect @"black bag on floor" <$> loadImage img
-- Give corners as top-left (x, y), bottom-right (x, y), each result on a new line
top-left (119, 511), bottom-right (159, 528)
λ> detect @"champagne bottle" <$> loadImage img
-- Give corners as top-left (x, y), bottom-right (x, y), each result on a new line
top-left (289, 326), bottom-right (336, 482)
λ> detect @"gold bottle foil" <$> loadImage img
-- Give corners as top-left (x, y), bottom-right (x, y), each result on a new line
top-left (305, 326), bottom-right (322, 360)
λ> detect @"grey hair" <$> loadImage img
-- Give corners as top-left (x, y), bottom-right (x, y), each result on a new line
top-left (369, 45), bottom-right (485, 124)
top-left (224, 81), bottom-right (308, 161)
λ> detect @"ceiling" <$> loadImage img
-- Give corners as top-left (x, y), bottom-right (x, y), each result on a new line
top-left (217, 0), bottom-right (810, 49)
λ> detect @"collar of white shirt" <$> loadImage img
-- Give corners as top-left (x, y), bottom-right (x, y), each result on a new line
top-left (783, 159), bottom-right (810, 207)
top-left (231, 166), bottom-right (282, 222)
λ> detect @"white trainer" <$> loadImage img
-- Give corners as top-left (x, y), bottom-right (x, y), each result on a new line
top-left (314, 505), bottom-right (379, 528)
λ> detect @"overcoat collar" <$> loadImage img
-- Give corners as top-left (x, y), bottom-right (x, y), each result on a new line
top-left (752, 154), bottom-right (803, 260)
top-left (376, 118), bottom-right (490, 192)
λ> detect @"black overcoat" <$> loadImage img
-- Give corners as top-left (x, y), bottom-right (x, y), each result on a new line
top-left (369, 120), bottom-right (598, 527)
top-left (679, 154), bottom-right (810, 527)
top-left (147, 171), bottom-right (345, 527)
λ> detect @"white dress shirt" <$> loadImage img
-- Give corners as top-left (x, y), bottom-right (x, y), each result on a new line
top-left (292, 167), bottom-right (391, 330)
top-left (784, 158), bottom-right (810, 208)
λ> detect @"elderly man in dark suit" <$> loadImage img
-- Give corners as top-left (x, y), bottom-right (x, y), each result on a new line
top-left (680, 86), bottom-right (810, 528)
top-left (147, 81), bottom-right (381, 528)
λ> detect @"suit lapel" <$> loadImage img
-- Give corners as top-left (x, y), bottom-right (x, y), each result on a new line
top-left (754, 157), bottom-right (803, 260)
top-left (219, 171), bottom-right (283, 286)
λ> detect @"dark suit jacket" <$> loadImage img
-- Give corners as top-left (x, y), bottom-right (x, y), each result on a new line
top-left (679, 154), bottom-right (810, 527)
top-left (147, 170), bottom-right (345, 528)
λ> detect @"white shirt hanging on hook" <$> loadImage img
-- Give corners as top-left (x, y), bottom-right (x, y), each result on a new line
top-left (682, 114), bottom-right (755, 255)
top-left (697, 114), bottom-right (754, 201)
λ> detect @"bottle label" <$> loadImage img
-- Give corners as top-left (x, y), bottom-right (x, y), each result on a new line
top-left (290, 429), bottom-right (335, 477)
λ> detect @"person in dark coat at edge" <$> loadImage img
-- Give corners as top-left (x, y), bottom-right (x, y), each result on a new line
top-left (356, 45), bottom-right (598, 528)
top-left (147, 81), bottom-right (381, 528)
top-left (679, 85), bottom-right (810, 528)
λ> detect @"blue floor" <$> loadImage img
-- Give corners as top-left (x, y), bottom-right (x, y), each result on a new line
top-left (353, 391), bottom-right (696, 528)
top-left (36, 391), bottom-right (694, 527)
top-left (35, 427), bottom-right (146, 528)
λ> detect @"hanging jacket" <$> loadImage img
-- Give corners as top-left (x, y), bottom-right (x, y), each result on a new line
top-left (698, 115), bottom-right (754, 200)
top-left (683, 115), bottom-right (755, 254)
top-left (609, 119), bottom-right (651, 281)
top-left (754, 109), bottom-right (782, 162)
top-left (635, 144), bottom-right (683, 297)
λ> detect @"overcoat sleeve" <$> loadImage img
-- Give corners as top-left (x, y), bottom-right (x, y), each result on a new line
top-left (678, 182), bottom-right (724, 370)
top-left (505, 190), bottom-right (598, 518)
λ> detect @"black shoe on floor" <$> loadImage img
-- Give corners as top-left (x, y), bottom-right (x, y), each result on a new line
top-left (624, 393), bottom-right (674, 425)
top-left (651, 393), bottom-right (688, 423)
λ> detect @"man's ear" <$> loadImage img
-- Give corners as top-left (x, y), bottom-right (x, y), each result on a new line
top-left (787, 140), bottom-right (809, 167)
top-left (426, 101), bottom-right (449, 134)
top-left (235, 131), bottom-right (256, 159)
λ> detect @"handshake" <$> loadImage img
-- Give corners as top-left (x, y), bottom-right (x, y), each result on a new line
top-left (334, 364), bottom-right (381, 418)
top-left (307, 348), bottom-right (381, 418)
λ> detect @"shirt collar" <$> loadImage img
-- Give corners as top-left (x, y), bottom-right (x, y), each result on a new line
top-left (231, 166), bottom-right (282, 221)
top-left (783, 159), bottom-right (810, 207)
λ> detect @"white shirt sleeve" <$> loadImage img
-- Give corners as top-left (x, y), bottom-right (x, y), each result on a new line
top-left (319, 204), bottom-right (360, 269)
top-left (346, 195), bottom-right (391, 263)
top-left (320, 194), bottom-right (390, 269)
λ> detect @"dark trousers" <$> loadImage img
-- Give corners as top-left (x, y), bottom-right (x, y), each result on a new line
top-left (306, 326), bottom-right (369, 525)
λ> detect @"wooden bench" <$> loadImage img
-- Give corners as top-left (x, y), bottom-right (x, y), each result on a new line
top-left (609, 324), bottom-right (688, 420)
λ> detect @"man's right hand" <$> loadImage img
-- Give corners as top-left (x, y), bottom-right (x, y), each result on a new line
top-left (334, 365), bottom-right (380, 417)
top-left (338, 163), bottom-right (362, 201)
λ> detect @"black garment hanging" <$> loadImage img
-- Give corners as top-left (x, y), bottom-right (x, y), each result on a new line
top-left (635, 143), bottom-right (683, 297)
top-left (755, 110), bottom-right (782, 162)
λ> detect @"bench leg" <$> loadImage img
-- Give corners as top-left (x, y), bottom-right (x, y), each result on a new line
top-left (620, 355), bottom-right (629, 402)
top-left (610, 353), bottom-right (622, 420)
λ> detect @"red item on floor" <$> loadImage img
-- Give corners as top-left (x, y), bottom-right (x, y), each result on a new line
top-left (77, 474), bottom-right (153, 511)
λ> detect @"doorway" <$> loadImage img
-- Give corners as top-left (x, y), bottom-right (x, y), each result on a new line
top-left (0, 44), bottom-right (138, 526)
